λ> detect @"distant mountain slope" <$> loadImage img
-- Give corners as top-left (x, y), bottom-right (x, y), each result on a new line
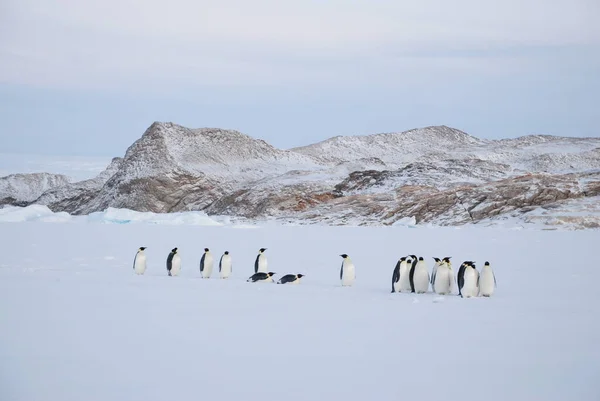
top-left (2, 122), bottom-right (599, 229)
top-left (0, 173), bottom-right (71, 205)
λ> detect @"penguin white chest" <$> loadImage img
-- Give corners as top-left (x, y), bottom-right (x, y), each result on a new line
top-left (341, 261), bottom-right (355, 286)
top-left (462, 268), bottom-right (478, 298)
top-left (133, 253), bottom-right (146, 275)
top-left (398, 263), bottom-right (412, 292)
top-left (170, 255), bottom-right (181, 276)
top-left (201, 253), bottom-right (214, 278)
top-left (479, 267), bottom-right (495, 297)
top-left (413, 263), bottom-right (430, 293)
top-left (433, 267), bottom-right (451, 295)
top-left (257, 255), bottom-right (268, 273)
top-left (219, 255), bottom-right (232, 279)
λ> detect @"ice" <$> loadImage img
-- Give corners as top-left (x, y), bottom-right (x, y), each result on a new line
top-left (0, 221), bottom-right (598, 401)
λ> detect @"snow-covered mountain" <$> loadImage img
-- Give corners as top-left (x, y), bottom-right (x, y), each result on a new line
top-left (2, 122), bottom-right (599, 229)
top-left (0, 172), bottom-right (71, 205)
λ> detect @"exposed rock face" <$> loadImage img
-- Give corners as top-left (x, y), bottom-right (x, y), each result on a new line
top-left (2, 121), bottom-right (600, 229)
top-left (0, 173), bottom-right (71, 206)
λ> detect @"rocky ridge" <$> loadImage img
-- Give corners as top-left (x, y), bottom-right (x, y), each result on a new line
top-left (2, 122), bottom-right (599, 229)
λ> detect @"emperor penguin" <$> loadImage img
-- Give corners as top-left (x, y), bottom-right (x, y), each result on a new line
top-left (458, 261), bottom-right (479, 298)
top-left (254, 248), bottom-right (268, 273)
top-left (132, 247), bottom-right (147, 275)
top-left (219, 251), bottom-right (232, 279)
top-left (408, 254), bottom-right (418, 292)
top-left (277, 274), bottom-right (304, 284)
top-left (391, 257), bottom-right (407, 293)
top-left (399, 257), bottom-right (413, 292)
top-left (166, 248), bottom-right (181, 277)
top-left (340, 254), bottom-right (355, 287)
top-left (412, 256), bottom-right (430, 294)
top-left (247, 272), bottom-right (276, 283)
top-left (478, 261), bottom-right (496, 297)
top-left (199, 248), bottom-right (214, 279)
top-left (430, 257), bottom-right (444, 288)
top-left (432, 257), bottom-right (453, 295)
top-left (443, 257), bottom-right (457, 294)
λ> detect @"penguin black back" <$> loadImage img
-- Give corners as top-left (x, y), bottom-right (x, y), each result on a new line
top-left (391, 259), bottom-right (402, 293)
top-left (408, 255), bottom-right (418, 293)
top-left (166, 248), bottom-right (177, 273)
top-left (457, 261), bottom-right (468, 295)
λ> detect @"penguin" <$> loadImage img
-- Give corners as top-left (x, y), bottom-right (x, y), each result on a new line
top-left (132, 247), bottom-right (147, 275)
top-left (430, 257), bottom-right (443, 288)
top-left (399, 257), bottom-right (413, 292)
top-left (444, 257), bottom-right (457, 294)
top-left (254, 248), bottom-right (268, 273)
top-left (478, 261), bottom-right (496, 297)
top-left (219, 251), bottom-right (232, 279)
top-left (408, 255), bottom-right (418, 292)
top-left (166, 248), bottom-right (181, 277)
top-left (247, 272), bottom-right (276, 283)
top-left (199, 248), bottom-right (214, 279)
top-left (458, 261), bottom-right (479, 298)
top-left (412, 256), bottom-right (430, 294)
top-left (432, 257), bottom-right (453, 295)
top-left (277, 274), bottom-right (304, 284)
top-left (339, 254), bottom-right (355, 287)
top-left (391, 257), bottom-right (406, 293)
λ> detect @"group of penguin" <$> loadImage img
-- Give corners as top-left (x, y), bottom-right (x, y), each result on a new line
top-left (391, 256), bottom-right (496, 298)
top-left (132, 247), bottom-right (497, 297)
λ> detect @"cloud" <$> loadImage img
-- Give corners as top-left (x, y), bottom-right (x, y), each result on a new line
top-left (1, 0), bottom-right (598, 91)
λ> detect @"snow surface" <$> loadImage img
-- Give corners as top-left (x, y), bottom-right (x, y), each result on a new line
top-left (1, 218), bottom-right (599, 401)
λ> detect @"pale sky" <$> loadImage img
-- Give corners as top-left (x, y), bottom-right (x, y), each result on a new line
top-left (1, 0), bottom-right (599, 156)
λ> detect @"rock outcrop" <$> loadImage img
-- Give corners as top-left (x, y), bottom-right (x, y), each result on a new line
top-left (2, 121), bottom-right (600, 229)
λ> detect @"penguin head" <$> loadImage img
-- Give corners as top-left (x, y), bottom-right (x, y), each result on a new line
top-left (433, 257), bottom-right (441, 263)
top-left (443, 257), bottom-right (451, 263)
top-left (297, 274), bottom-right (305, 278)
top-left (484, 261), bottom-right (490, 266)
top-left (139, 247), bottom-right (146, 251)
top-left (400, 256), bottom-right (407, 261)
top-left (410, 254), bottom-right (417, 260)
top-left (418, 256), bottom-right (424, 261)
top-left (406, 259), bottom-right (412, 264)
top-left (340, 254), bottom-right (348, 259)
top-left (224, 251), bottom-right (229, 255)
top-left (204, 248), bottom-right (209, 252)
top-left (267, 272), bottom-right (276, 277)
top-left (259, 248), bottom-right (267, 253)
top-left (171, 247), bottom-right (178, 253)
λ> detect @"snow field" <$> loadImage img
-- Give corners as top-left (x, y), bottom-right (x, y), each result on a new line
top-left (0, 222), bottom-right (598, 401)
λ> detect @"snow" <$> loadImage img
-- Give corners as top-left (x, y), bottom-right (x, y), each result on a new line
top-left (0, 205), bottom-right (225, 226)
top-left (1, 220), bottom-right (598, 401)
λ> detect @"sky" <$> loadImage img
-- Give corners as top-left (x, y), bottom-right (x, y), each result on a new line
top-left (1, 0), bottom-right (599, 157)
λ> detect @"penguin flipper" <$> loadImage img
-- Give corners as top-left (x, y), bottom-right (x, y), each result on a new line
top-left (200, 254), bottom-right (205, 272)
top-left (254, 255), bottom-right (260, 274)
top-left (493, 271), bottom-right (497, 287)
top-left (218, 256), bottom-right (222, 272)
top-left (340, 262), bottom-right (343, 280)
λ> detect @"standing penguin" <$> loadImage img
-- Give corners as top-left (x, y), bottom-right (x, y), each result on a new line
top-left (247, 272), bottom-right (276, 283)
top-left (340, 254), bottom-right (355, 287)
top-left (458, 261), bottom-right (479, 298)
top-left (166, 248), bottom-right (181, 277)
top-left (408, 255), bottom-right (419, 293)
top-left (132, 247), bottom-right (147, 275)
top-left (199, 248), bottom-right (214, 279)
top-left (478, 261), bottom-right (496, 297)
top-left (391, 257), bottom-right (407, 293)
top-left (254, 248), bottom-right (268, 273)
top-left (219, 251), bottom-right (232, 279)
top-left (431, 257), bottom-right (443, 289)
top-left (277, 274), bottom-right (304, 284)
top-left (412, 256), bottom-right (430, 294)
top-left (399, 257), bottom-right (413, 293)
top-left (432, 257), bottom-right (453, 295)
top-left (444, 257), bottom-right (457, 294)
